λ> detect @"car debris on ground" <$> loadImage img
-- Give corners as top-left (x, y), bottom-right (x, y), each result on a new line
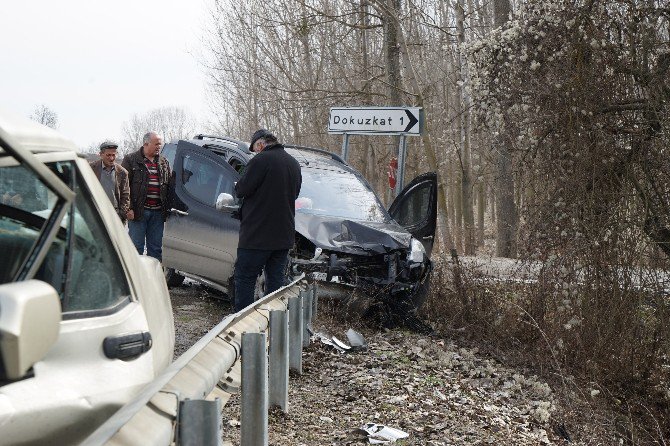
top-left (313, 327), bottom-right (368, 353)
top-left (172, 286), bottom-right (619, 445)
top-left (356, 423), bottom-right (409, 444)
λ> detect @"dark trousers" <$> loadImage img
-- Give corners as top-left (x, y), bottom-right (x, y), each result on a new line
top-left (128, 209), bottom-right (164, 261)
top-left (234, 248), bottom-right (289, 312)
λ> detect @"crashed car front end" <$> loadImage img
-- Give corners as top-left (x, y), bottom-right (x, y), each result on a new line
top-left (290, 216), bottom-right (432, 309)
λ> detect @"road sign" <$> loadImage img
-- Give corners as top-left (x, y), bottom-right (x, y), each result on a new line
top-left (328, 107), bottom-right (423, 135)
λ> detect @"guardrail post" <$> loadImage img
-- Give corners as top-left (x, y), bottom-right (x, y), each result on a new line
top-left (268, 310), bottom-right (288, 412)
top-left (241, 332), bottom-right (268, 446)
top-left (302, 290), bottom-right (313, 348)
top-left (311, 282), bottom-right (318, 319)
top-left (178, 398), bottom-right (222, 446)
top-left (288, 296), bottom-right (302, 374)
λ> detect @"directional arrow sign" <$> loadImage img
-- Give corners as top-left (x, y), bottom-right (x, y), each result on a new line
top-left (328, 107), bottom-right (423, 135)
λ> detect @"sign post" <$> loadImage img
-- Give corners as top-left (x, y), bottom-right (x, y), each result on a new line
top-left (396, 134), bottom-right (407, 195)
top-left (341, 133), bottom-right (350, 162)
top-left (328, 106), bottom-right (423, 197)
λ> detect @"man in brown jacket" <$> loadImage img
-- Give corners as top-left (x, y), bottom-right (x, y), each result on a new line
top-left (89, 141), bottom-right (130, 223)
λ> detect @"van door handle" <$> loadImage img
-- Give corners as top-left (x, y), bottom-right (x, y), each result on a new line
top-left (170, 208), bottom-right (189, 216)
top-left (103, 332), bottom-right (152, 360)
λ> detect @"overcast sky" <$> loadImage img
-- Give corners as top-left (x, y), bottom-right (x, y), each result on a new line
top-left (0, 0), bottom-right (211, 149)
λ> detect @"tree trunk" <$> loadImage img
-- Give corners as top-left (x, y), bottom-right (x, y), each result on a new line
top-left (299, 0), bottom-right (315, 144)
top-left (477, 181), bottom-right (485, 246)
top-left (454, 167), bottom-right (464, 254)
top-left (380, 0), bottom-right (454, 250)
top-left (384, 0), bottom-right (402, 106)
top-left (457, 0), bottom-right (475, 255)
top-left (493, 0), bottom-right (517, 258)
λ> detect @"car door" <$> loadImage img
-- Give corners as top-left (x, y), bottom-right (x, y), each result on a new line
top-left (388, 172), bottom-right (438, 256)
top-left (163, 140), bottom-right (241, 286)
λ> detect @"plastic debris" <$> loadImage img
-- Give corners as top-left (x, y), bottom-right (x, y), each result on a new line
top-left (357, 423), bottom-right (409, 444)
top-left (346, 328), bottom-right (368, 351)
top-left (314, 328), bottom-right (367, 353)
top-left (314, 332), bottom-right (350, 353)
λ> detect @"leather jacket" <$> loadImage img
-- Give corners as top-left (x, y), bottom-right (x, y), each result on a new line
top-left (89, 160), bottom-right (130, 222)
top-left (121, 147), bottom-right (172, 221)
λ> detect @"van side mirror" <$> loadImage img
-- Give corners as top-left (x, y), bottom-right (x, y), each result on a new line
top-left (216, 193), bottom-right (240, 213)
top-left (0, 280), bottom-right (61, 382)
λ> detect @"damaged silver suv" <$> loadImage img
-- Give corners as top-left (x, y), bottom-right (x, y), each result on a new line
top-left (161, 135), bottom-right (436, 312)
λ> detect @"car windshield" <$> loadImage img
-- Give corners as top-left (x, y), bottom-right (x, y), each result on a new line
top-left (296, 167), bottom-right (390, 222)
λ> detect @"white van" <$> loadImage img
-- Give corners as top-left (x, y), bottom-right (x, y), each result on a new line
top-left (0, 110), bottom-right (174, 445)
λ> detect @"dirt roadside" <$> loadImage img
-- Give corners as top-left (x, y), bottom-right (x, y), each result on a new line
top-left (171, 281), bottom-right (616, 445)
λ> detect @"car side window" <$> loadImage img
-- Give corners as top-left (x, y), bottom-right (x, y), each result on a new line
top-left (393, 182), bottom-right (431, 227)
top-left (35, 162), bottom-right (131, 315)
top-left (162, 143), bottom-right (176, 167)
top-left (182, 153), bottom-right (234, 207)
top-left (229, 157), bottom-right (245, 173)
top-left (0, 164), bottom-right (57, 284)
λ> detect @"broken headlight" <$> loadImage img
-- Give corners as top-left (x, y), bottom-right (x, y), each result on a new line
top-left (408, 238), bottom-right (426, 263)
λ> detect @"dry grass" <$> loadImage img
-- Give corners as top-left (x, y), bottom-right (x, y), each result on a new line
top-left (420, 252), bottom-right (670, 444)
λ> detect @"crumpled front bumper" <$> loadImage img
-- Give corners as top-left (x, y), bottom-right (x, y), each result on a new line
top-left (291, 249), bottom-right (431, 303)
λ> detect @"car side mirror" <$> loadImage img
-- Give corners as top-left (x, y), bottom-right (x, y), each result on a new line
top-left (216, 192), bottom-right (240, 213)
top-left (0, 280), bottom-right (61, 382)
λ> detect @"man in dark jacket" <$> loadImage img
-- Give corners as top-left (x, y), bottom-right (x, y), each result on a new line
top-left (121, 132), bottom-right (171, 262)
top-left (89, 141), bottom-right (130, 223)
top-left (233, 129), bottom-right (302, 311)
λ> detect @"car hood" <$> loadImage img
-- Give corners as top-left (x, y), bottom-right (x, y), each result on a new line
top-left (295, 213), bottom-right (412, 255)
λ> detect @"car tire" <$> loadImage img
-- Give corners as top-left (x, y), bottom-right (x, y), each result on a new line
top-left (164, 268), bottom-right (185, 288)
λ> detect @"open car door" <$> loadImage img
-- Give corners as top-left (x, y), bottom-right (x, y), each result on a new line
top-left (388, 172), bottom-right (437, 256)
top-left (163, 140), bottom-right (242, 288)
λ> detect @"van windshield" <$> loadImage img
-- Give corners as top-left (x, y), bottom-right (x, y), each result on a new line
top-left (296, 167), bottom-right (390, 223)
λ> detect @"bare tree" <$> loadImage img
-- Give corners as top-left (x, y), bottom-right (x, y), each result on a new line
top-left (121, 106), bottom-right (197, 154)
top-left (29, 104), bottom-right (58, 129)
top-left (456, 0), bottom-right (475, 255)
top-left (204, 0), bottom-right (465, 249)
top-left (492, 0), bottom-right (518, 258)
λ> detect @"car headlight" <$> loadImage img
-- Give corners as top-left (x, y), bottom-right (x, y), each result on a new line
top-left (408, 238), bottom-right (426, 263)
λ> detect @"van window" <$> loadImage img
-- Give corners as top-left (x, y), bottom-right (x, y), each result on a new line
top-left (162, 143), bottom-right (176, 167)
top-left (181, 153), bottom-right (235, 207)
top-left (0, 164), bottom-right (57, 283)
top-left (0, 160), bottom-right (131, 316)
top-left (392, 182), bottom-right (432, 227)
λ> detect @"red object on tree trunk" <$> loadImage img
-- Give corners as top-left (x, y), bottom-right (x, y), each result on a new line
top-left (388, 157), bottom-right (398, 189)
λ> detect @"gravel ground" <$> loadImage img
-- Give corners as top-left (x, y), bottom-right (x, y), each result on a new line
top-left (169, 279), bottom-right (231, 357)
top-left (171, 283), bottom-right (616, 445)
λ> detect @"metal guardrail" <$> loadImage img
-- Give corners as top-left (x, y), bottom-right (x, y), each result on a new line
top-left (82, 275), bottom-right (317, 446)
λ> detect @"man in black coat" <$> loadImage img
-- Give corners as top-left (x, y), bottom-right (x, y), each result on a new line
top-left (233, 129), bottom-right (302, 311)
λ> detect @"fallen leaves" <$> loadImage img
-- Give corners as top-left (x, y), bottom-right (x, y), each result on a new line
top-left (216, 322), bottom-right (563, 445)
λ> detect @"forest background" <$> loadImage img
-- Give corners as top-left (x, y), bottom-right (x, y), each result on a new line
top-left (200, 0), bottom-right (670, 442)
top-left (41, 0), bottom-right (664, 442)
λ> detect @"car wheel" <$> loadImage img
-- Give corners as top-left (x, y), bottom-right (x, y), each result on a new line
top-left (164, 267), bottom-right (185, 288)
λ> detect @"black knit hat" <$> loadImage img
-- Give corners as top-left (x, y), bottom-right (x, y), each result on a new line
top-left (249, 129), bottom-right (273, 150)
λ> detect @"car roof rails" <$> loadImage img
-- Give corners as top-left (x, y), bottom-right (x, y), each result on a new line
top-left (193, 134), bottom-right (252, 154)
top-left (193, 134), bottom-right (245, 146)
top-left (285, 145), bottom-right (346, 165)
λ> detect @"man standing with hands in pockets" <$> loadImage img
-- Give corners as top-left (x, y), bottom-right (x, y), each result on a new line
top-left (89, 141), bottom-right (130, 223)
